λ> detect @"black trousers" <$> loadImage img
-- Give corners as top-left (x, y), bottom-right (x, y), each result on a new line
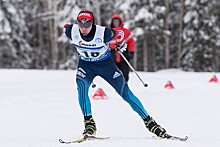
top-left (116, 61), bottom-right (130, 82)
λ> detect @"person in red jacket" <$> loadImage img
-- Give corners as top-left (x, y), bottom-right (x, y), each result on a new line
top-left (109, 14), bottom-right (135, 82)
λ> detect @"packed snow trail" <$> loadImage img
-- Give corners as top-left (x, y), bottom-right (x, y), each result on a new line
top-left (0, 69), bottom-right (220, 147)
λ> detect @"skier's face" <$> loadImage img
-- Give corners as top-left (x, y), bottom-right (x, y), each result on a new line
top-left (78, 18), bottom-right (93, 36)
top-left (112, 19), bottom-right (120, 28)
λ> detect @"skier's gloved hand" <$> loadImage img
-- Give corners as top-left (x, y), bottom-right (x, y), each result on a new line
top-left (116, 41), bottom-right (127, 52)
top-left (63, 23), bottom-right (70, 33)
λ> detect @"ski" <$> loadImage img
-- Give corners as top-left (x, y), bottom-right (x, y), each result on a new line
top-left (59, 134), bottom-right (187, 144)
top-left (59, 136), bottom-right (110, 144)
top-left (153, 134), bottom-right (188, 141)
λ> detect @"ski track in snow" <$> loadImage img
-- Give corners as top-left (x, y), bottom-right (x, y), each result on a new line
top-left (0, 69), bottom-right (220, 147)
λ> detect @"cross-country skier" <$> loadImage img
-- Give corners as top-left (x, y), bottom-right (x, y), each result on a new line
top-left (109, 13), bottom-right (135, 82)
top-left (64, 10), bottom-right (167, 138)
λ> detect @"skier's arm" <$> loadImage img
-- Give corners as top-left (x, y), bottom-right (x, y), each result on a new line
top-left (104, 28), bottom-right (116, 43)
top-left (63, 24), bottom-right (73, 40)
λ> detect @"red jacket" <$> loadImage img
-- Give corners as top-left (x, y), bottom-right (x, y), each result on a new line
top-left (109, 14), bottom-right (135, 63)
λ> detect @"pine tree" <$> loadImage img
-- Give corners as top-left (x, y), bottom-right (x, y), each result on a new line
top-left (182, 0), bottom-right (220, 71)
top-left (0, 0), bottom-right (33, 68)
top-left (118, 0), bottom-right (166, 71)
top-left (0, 0), bottom-right (219, 71)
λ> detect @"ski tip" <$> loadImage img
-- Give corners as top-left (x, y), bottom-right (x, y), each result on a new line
top-left (176, 135), bottom-right (188, 141)
top-left (59, 139), bottom-right (65, 143)
top-left (163, 134), bottom-right (189, 141)
top-left (178, 136), bottom-right (188, 141)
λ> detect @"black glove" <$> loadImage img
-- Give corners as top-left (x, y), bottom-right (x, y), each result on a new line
top-left (115, 41), bottom-right (127, 52)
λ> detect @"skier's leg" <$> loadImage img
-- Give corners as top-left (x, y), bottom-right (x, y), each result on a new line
top-left (76, 71), bottom-right (93, 117)
top-left (99, 59), bottom-right (166, 137)
top-left (76, 62), bottom-right (97, 136)
top-left (103, 73), bottom-right (149, 119)
top-left (99, 61), bottom-right (149, 119)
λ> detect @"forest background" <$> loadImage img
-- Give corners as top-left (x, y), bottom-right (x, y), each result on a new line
top-left (0, 0), bottom-right (220, 72)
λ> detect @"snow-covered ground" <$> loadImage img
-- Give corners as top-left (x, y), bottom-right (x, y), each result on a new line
top-left (0, 69), bottom-right (220, 147)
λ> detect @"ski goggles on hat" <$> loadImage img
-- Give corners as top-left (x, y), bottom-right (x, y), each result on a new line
top-left (77, 20), bottom-right (93, 28)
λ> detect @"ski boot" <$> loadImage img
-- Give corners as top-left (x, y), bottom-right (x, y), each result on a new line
top-left (83, 116), bottom-right (97, 137)
top-left (144, 115), bottom-right (166, 138)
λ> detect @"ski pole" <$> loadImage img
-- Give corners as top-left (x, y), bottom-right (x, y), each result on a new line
top-left (118, 51), bottom-right (148, 87)
top-left (114, 30), bottom-right (148, 87)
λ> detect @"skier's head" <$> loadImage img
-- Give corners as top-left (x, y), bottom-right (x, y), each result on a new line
top-left (77, 10), bottom-right (95, 36)
top-left (110, 14), bottom-right (124, 28)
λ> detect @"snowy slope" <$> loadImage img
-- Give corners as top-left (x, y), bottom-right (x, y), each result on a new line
top-left (0, 69), bottom-right (220, 147)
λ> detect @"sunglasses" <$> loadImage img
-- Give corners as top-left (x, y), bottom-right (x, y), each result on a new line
top-left (77, 20), bottom-right (93, 28)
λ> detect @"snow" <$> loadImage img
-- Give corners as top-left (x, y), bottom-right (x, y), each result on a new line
top-left (185, 0), bottom-right (197, 7)
top-left (119, 1), bottom-right (130, 11)
top-left (135, 8), bottom-right (153, 22)
top-left (0, 10), bottom-right (3, 21)
top-left (184, 11), bottom-right (198, 24)
top-left (133, 27), bottom-right (144, 37)
top-left (154, 6), bottom-right (166, 14)
top-left (0, 10), bottom-right (11, 34)
top-left (6, 4), bottom-right (17, 15)
top-left (57, 1), bottom-right (81, 27)
top-left (199, 30), bottom-right (210, 40)
top-left (0, 69), bottom-right (220, 147)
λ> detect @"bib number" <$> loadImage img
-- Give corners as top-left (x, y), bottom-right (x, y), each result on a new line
top-left (82, 51), bottom-right (100, 58)
top-left (76, 45), bottom-right (108, 61)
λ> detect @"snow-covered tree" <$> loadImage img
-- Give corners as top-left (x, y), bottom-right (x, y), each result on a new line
top-left (168, 0), bottom-right (184, 68)
top-left (0, 0), bottom-right (220, 71)
top-left (182, 0), bottom-right (220, 71)
top-left (118, 0), bottom-right (166, 71)
top-left (0, 0), bottom-right (34, 68)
